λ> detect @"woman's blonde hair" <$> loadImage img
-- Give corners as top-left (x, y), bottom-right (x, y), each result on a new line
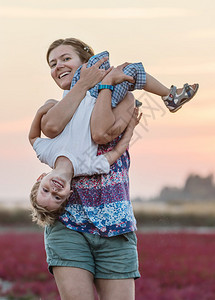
top-left (30, 181), bottom-right (68, 227)
top-left (46, 38), bottom-right (94, 64)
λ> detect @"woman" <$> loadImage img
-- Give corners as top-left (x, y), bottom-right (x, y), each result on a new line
top-left (41, 38), bottom-right (140, 300)
top-left (38, 37), bottom-right (198, 299)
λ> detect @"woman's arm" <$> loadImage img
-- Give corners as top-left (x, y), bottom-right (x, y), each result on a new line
top-left (29, 100), bottom-right (57, 146)
top-left (104, 108), bottom-right (142, 165)
top-left (90, 63), bottom-right (135, 144)
top-left (93, 92), bottom-right (135, 144)
top-left (41, 57), bottom-right (112, 138)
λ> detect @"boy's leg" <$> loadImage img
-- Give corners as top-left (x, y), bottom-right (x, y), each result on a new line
top-left (144, 73), bottom-right (198, 97)
top-left (95, 278), bottom-right (135, 300)
top-left (144, 73), bottom-right (170, 97)
top-left (53, 266), bottom-right (95, 300)
top-left (144, 73), bottom-right (199, 112)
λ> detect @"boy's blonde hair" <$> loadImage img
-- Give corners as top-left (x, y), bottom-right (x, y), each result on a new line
top-left (46, 37), bottom-right (94, 65)
top-left (30, 181), bottom-right (68, 227)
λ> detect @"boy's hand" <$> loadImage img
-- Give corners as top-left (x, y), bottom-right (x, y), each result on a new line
top-left (101, 62), bottom-right (135, 86)
top-left (29, 100), bottom-right (58, 146)
top-left (38, 99), bottom-right (58, 115)
top-left (127, 107), bottom-right (142, 131)
top-left (104, 107), bottom-right (142, 166)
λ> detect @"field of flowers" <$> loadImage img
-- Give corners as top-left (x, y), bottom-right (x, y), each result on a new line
top-left (0, 230), bottom-right (215, 299)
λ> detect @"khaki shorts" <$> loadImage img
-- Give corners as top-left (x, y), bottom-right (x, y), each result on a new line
top-left (44, 221), bottom-right (140, 279)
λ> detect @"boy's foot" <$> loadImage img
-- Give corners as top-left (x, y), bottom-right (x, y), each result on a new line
top-left (135, 99), bottom-right (142, 107)
top-left (162, 83), bottom-right (199, 113)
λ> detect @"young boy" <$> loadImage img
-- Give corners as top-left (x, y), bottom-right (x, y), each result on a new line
top-left (29, 92), bottom-right (141, 226)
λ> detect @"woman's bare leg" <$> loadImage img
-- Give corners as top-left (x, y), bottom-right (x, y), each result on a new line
top-left (53, 267), bottom-right (95, 300)
top-left (95, 278), bottom-right (135, 300)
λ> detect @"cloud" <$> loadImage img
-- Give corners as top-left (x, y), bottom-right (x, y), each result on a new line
top-left (0, 7), bottom-right (198, 20)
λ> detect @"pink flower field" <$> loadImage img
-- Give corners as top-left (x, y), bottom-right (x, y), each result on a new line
top-left (0, 230), bottom-right (215, 299)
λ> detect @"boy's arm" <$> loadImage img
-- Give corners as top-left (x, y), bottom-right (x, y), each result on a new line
top-left (29, 100), bottom-right (58, 146)
top-left (104, 108), bottom-right (142, 165)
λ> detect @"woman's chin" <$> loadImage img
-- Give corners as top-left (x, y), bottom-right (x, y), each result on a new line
top-left (61, 84), bottom-right (71, 90)
top-left (58, 80), bottom-right (71, 90)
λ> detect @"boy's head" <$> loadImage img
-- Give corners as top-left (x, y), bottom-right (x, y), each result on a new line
top-left (30, 172), bottom-right (72, 226)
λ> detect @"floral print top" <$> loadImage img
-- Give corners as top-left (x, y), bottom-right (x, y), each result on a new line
top-left (59, 136), bottom-right (137, 237)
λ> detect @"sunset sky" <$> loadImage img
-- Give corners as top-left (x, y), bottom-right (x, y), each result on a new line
top-left (1, 0), bottom-right (214, 206)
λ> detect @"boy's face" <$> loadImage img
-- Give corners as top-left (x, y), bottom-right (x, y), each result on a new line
top-left (36, 173), bottom-right (72, 211)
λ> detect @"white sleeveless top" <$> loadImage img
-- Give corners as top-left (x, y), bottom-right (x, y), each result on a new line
top-left (33, 92), bottom-right (110, 177)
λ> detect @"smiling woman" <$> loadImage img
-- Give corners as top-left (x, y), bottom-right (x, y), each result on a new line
top-left (27, 36), bottom-right (145, 300)
top-left (48, 46), bottom-right (87, 90)
top-left (46, 38), bottom-right (94, 90)
top-left (25, 29), bottom-right (203, 299)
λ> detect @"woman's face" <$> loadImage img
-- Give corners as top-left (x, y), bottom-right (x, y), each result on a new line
top-left (48, 45), bottom-right (84, 90)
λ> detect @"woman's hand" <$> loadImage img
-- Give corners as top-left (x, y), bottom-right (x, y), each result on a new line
top-left (79, 57), bottom-right (113, 90)
top-left (101, 62), bottom-right (135, 86)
